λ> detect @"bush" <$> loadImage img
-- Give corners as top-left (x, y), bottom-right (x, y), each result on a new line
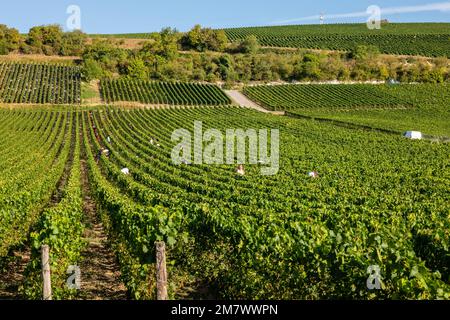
top-left (237, 35), bottom-right (260, 54)
top-left (349, 45), bottom-right (380, 60)
top-left (82, 58), bottom-right (104, 81)
top-left (0, 40), bottom-right (8, 55)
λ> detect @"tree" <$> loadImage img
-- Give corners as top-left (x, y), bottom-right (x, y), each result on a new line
top-left (180, 25), bottom-right (228, 52)
top-left (349, 45), bottom-right (380, 60)
top-left (0, 24), bottom-right (21, 54)
top-left (211, 30), bottom-right (228, 52)
top-left (127, 58), bottom-right (148, 80)
top-left (26, 25), bottom-right (64, 55)
top-left (0, 40), bottom-right (8, 55)
top-left (140, 28), bottom-right (179, 74)
top-left (61, 30), bottom-right (87, 56)
top-left (182, 25), bottom-right (203, 51)
top-left (238, 35), bottom-right (260, 54)
top-left (294, 54), bottom-right (321, 80)
top-left (215, 54), bottom-right (235, 81)
top-left (159, 27), bottom-right (180, 59)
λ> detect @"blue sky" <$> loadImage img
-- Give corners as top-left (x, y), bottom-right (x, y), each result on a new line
top-left (0, 0), bottom-right (449, 33)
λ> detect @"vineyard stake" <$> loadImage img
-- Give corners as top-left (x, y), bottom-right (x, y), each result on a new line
top-left (41, 245), bottom-right (52, 300)
top-left (155, 241), bottom-right (168, 300)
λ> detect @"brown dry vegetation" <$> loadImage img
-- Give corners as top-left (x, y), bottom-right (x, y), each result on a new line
top-left (0, 53), bottom-right (81, 64)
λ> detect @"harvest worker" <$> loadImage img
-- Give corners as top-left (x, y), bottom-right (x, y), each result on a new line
top-left (236, 164), bottom-right (245, 176)
top-left (181, 158), bottom-right (191, 165)
top-left (308, 171), bottom-right (319, 178)
top-left (150, 137), bottom-right (161, 147)
top-left (102, 149), bottom-right (110, 158)
top-left (96, 148), bottom-right (104, 163)
top-left (94, 127), bottom-right (100, 142)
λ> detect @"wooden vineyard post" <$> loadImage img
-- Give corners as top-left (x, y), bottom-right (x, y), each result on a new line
top-left (41, 245), bottom-right (52, 300)
top-left (155, 241), bottom-right (168, 300)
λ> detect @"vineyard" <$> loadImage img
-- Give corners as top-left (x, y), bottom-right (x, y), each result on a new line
top-left (0, 63), bottom-right (81, 104)
top-left (1, 0), bottom-right (450, 305)
top-left (298, 85), bottom-right (450, 137)
top-left (0, 109), bottom-right (86, 301)
top-left (0, 106), bottom-right (449, 300)
top-left (223, 23), bottom-right (450, 57)
top-left (243, 84), bottom-right (414, 111)
top-left (100, 79), bottom-right (231, 106)
top-left (243, 83), bottom-right (450, 136)
top-left (85, 106), bottom-right (450, 299)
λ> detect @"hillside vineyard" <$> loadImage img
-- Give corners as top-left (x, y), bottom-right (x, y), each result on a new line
top-left (100, 79), bottom-right (232, 105)
top-left (1, 107), bottom-right (448, 299)
top-left (223, 23), bottom-right (450, 57)
top-left (0, 63), bottom-right (81, 104)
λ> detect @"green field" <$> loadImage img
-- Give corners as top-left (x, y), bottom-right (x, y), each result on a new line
top-left (0, 99), bottom-right (449, 301)
top-left (100, 79), bottom-right (231, 105)
top-left (243, 83), bottom-right (450, 136)
top-left (223, 23), bottom-right (450, 57)
top-left (0, 63), bottom-right (81, 104)
top-left (244, 84), bottom-right (414, 110)
top-left (1, 106), bottom-right (449, 299)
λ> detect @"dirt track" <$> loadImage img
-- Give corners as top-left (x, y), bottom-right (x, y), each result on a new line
top-left (225, 90), bottom-right (285, 115)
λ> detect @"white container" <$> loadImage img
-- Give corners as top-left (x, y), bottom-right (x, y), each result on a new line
top-left (403, 131), bottom-right (423, 140)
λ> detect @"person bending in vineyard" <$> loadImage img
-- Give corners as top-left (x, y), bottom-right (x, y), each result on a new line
top-left (236, 164), bottom-right (245, 176)
top-left (150, 137), bottom-right (161, 147)
top-left (181, 158), bottom-right (191, 166)
top-left (95, 148), bottom-right (103, 164)
top-left (94, 128), bottom-right (101, 142)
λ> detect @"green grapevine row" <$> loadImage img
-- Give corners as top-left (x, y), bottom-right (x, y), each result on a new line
top-left (0, 110), bottom-right (72, 259)
top-left (243, 84), bottom-right (414, 111)
top-left (82, 106), bottom-right (449, 299)
top-left (100, 79), bottom-right (231, 106)
top-left (0, 63), bottom-right (81, 104)
top-left (281, 84), bottom-right (450, 137)
top-left (223, 23), bottom-right (450, 57)
top-left (21, 113), bottom-right (86, 299)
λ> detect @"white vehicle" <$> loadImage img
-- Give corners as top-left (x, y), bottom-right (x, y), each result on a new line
top-left (403, 131), bottom-right (423, 140)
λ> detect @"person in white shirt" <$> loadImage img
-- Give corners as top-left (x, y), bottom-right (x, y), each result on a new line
top-left (102, 149), bottom-right (110, 157)
top-left (236, 164), bottom-right (245, 176)
top-left (308, 171), bottom-right (319, 178)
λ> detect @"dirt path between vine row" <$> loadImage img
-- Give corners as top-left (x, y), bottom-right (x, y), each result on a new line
top-left (225, 90), bottom-right (285, 115)
top-left (78, 158), bottom-right (127, 300)
top-left (0, 249), bottom-right (30, 299)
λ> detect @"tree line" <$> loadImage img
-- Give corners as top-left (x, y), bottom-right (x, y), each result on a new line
top-left (0, 24), bottom-right (86, 56)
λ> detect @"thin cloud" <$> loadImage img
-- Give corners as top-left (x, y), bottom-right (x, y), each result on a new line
top-left (272, 1), bottom-right (450, 24)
